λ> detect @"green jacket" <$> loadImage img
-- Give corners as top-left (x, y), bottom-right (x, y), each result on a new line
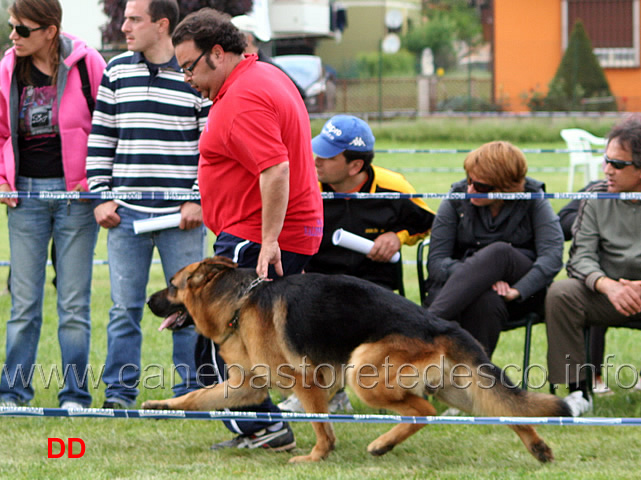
top-left (567, 180), bottom-right (641, 290)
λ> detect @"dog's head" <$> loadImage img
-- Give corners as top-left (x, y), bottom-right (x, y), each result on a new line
top-left (147, 256), bottom-right (238, 332)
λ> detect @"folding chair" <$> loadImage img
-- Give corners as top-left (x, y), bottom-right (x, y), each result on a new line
top-left (394, 251), bottom-right (405, 297)
top-left (416, 237), bottom-right (544, 389)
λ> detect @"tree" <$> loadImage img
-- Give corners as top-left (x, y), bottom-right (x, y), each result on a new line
top-left (402, 0), bottom-right (482, 70)
top-left (100, 0), bottom-right (254, 46)
top-left (403, 15), bottom-right (456, 70)
top-left (425, 0), bottom-right (482, 46)
top-left (0, 0), bottom-right (11, 52)
top-left (542, 20), bottom-right (616, 112)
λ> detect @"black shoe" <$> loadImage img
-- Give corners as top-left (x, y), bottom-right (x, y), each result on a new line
top-left (210, 423), bottom-right (296, 452)
top-left (102, 399), bottom-right (131, 409)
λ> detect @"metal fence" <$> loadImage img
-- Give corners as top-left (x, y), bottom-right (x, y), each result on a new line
top-left (332, 76), bottom-right (493, 117)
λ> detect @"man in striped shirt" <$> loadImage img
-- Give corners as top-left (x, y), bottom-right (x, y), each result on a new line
top-left (86, 0), bottom-right (210, 409)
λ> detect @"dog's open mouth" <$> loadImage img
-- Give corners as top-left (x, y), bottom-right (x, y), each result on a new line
top-left (158, 310), bottom-right (190, 331)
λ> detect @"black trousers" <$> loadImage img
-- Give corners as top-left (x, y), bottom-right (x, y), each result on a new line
top-left (428, 242), bottom-right (545, 357)
top-left (195, 232), bottom-right (310, 435)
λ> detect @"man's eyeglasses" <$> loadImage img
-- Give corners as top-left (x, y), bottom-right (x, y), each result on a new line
top-left (604, 154), bottom-right (635, 170)
top-left (8, 21), bottom-right (47, 38)
top-left (467, 177), bottom-right (496, 193)
top-left (183, 50), bottom-right (206, 76)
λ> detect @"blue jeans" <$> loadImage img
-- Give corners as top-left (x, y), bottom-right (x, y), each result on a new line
top-left (0, 177), bottom-right (98, 406)
top-left (102, 206), bottom-right (205, 405)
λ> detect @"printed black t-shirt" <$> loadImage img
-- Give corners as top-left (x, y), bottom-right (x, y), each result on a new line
top-left (17, 64), bottom-right (63, 178)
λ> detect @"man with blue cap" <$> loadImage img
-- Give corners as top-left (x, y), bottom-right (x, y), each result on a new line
top-left (278, 114), bottom-right (435, 413)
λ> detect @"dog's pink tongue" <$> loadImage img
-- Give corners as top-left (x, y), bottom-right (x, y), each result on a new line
top-left (158, 313), bottom-right (180, 331)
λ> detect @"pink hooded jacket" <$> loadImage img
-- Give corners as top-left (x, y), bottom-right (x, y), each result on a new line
top-left (0, 33), bottom-right (106, 191)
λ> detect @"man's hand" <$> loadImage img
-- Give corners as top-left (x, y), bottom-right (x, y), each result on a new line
top-left (0, 183), bottom-right (17, 208)
top-left (367, 231), bottom-right (401, 263)
top-left (599, 277), bottom-right (641, 316)
top-left (257, 162), bottom-right (289, 279)
top-left (492, 280), bottom-right (521, 302)
top-left (179, 202), bottom-right (202, 230)
top-left (93, 201), bottom-right (120, 228)
top-left (257, 240), bottom-right (282, 279)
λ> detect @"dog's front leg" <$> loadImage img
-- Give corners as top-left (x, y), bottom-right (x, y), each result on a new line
top-left (141, 375), bottom-right (268, 412)
top-left (286, 385), bottom-right (336, 463)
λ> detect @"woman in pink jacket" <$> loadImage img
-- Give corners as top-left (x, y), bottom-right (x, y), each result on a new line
top-left (0, 0), bottom-right (105, 409)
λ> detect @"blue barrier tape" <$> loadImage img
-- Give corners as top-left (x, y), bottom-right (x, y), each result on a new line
top-left (0, 259), bottom-right (160, 267)
top-left (0, 191), bottom-right (633, 201)
top-left (322, 191), bottom-right (637, 200)
top-left (0, 191), bottom-right (200, 201)
top-left (375, 148), bottom-right (604, 154)
top-left (395, 166), bottom-right (570, 174)
top-left (0, 407), bottom-right (639, 426)
top-left (0, 259), bottom-right (418, 268)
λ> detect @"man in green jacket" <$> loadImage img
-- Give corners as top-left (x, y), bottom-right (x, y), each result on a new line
top-left (546, 117), bottom-right (641, 416)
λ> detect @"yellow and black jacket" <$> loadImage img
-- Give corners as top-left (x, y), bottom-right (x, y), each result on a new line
top-left (306, 165), bottom-right (434, 290)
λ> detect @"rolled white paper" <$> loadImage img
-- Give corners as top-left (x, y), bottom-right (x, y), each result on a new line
top-left (133, 213), bottom-right (182, 234)
top-left (331, 228), bottom-right (400, 263)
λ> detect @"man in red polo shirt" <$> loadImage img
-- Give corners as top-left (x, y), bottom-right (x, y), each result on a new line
top-left (171, 9), bottom-right (323, 451)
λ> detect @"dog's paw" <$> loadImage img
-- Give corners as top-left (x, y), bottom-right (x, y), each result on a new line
top-left (141, 400), bottom-right (171, 410)
top-left (530, 440), bottom-right (554, 463)
top-left (367, 439), bottom-right (395, 456)
top-left (367, 444), bottom-right (394, 457)
top-left (288, 453), bottom-right (324, 463)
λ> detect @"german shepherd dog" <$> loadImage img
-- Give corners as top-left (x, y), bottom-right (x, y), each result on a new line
top-left (143, 256), bottom-right (570, 463)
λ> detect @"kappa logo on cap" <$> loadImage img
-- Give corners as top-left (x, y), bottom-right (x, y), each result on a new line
top-left (349, 137), bottom-right (367, 148)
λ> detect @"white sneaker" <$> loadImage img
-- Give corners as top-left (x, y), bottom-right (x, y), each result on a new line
top-left (277, 394), bottom-right (305, 413)
top-left (328, 390), bottom-right (354, 413)
top-left (593, 378), bottom-right (614, 396)
top-left (564, 391), bottom-right (593, 417)
top-left (634, 378), bottom-right (641, 392)
top-left (0, 400), bottom-right (18, 408)
top-left (61, 401), bottom-right (84, 410)
top-left (441, 407), bottom-right (461, 416)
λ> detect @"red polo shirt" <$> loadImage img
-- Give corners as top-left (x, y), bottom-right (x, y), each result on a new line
top-left (198, 55), bottom-right (323, 255)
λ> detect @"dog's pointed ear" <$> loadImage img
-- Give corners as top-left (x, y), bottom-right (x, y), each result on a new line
top-left (207, 256), bottom-right (238, 269)
top-left (187, 256), bottom-right (238, 288)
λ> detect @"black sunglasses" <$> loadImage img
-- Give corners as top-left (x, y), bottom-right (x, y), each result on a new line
top-left (467, 177), bottom-right (496, 193)
top-left (8, 21), bottom-right (47, 38)
top-left (604, 154), bottom-right (635, 170)
top-left (183, 50), bottom-right (206, 76)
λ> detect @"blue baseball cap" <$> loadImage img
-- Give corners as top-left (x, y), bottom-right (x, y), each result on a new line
top-left (311, 115), bottom-right (375, 158)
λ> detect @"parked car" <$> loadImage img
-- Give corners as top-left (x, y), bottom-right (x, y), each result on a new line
top-left (272, 54), bottom-right (336, 113)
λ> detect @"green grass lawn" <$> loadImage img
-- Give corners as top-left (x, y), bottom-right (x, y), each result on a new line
top-left (0, 135), bottom-right (640, 479)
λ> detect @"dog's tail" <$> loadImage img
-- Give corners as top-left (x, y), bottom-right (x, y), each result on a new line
top-left (421, 327), bottom-right (570, 463)
top-left (347, 322), bottom-right (568, 462)
top-left (430, 329), bottom-right (571, 419)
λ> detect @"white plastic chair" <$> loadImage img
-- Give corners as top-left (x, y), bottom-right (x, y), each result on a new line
top-left (560, 128), bottom-right (607, 191)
